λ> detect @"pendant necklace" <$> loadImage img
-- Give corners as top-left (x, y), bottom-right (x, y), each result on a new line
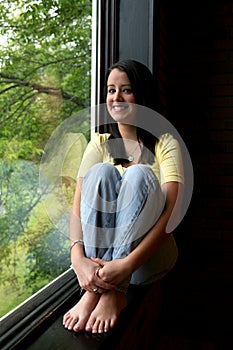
top-left (128, 155), bottom-right (134, 162)
top-left (127, 141), bottom-right (142, 162)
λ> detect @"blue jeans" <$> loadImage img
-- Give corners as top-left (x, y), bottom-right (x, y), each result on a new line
top-left (81, 163), bottom-right (165, 291)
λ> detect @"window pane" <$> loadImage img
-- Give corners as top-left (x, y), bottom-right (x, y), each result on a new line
top-left (0, 0), bottom-right (92, 317)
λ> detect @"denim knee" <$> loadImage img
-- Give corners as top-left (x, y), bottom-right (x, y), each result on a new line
top-left (82, 162), bottom-right (121, 208)
top-left (122, 164), bottom-right (159, 189)
top-left (85, 162), bottom-right (119, 182)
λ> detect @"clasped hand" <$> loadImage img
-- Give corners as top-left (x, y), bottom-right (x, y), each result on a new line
top-left (91, 257), bottom-right (131, 288)
top-left (73, 256), bottom-right (130, 294)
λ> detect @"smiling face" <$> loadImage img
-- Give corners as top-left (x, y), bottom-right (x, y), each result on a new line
top-left (106, 68), bottom-right (137, 124)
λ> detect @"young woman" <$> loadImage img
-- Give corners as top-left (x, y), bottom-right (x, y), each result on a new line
top-left (63, 59), bottom-right (184, 334)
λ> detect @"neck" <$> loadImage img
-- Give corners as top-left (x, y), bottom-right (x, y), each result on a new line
top-left (118, 123), bottom-right (137, 140)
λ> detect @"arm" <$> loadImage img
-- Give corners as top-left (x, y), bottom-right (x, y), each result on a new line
top-left (70, 177), bottom-right (115, 292)
top-left (125, 181), bottom-right (182, 273)
top-left (93, 181), bottom-right (182, 285)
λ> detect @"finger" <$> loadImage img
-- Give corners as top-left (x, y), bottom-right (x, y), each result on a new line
top-left (95, 278), bottom-right (115, 290)
top-left (96, 287), bottom-right (107, 294)
top-left (91, 257), bottom-right (105, 266)
top-left (95, 266), bottom-right (101, 277)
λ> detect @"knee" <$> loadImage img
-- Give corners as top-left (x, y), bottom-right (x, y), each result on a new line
top-left (123, 164), bottom-right (158, 184)
top-left (97, 162), bottom-right (119, 179)
top-left (123, 165), bottom-right (162, 196)
top-left (85, 163), bottom-right (120, 183)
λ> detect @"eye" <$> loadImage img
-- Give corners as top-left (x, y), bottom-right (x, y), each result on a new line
top-left (108, 88), bottom-right (116, 94)
top-left (122, 88), bottom-right (133, 94)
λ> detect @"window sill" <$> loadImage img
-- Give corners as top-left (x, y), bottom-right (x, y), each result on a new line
top-left (0, 270), bottom-right (162, 350)
top-left (0, 268), bottom-right (79, 350)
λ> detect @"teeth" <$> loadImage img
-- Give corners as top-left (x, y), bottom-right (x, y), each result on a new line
top-left (113, 105), bottom-right (126, 111)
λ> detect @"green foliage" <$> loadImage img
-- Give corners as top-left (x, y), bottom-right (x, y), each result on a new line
top-left (22, 201), bottom-right (70, 294)
top-left (0, 0), bottom-right (91, 316)
top-left (0, 0), bottom-right (92, 161)
top-left (0, 160), bottom-right (44, 297)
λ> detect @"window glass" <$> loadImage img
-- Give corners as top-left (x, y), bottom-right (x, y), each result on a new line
top-left (0, 0), bottom-right (92, 317)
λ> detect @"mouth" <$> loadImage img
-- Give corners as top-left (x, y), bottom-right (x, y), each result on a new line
top-left (111, 104), bottom-right (129, 112)
top-left (107, 102), bottom-right (136, 123)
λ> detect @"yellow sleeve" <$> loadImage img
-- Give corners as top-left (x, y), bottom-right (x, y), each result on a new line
top-left (77, 133), bottom-right (110, 178)
top-left (155, 133), bottom-right (184, 185)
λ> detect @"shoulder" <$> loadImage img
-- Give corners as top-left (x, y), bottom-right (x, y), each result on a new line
top-left (156, 133), bottom-right (179, 153)
top-left (91, 133), bottom-right (110, 145)
top-left (157, 133), bottom-right (178, 147)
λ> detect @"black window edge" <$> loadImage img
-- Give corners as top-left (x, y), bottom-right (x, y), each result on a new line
top-left (0, 268), bottom-right (79, 350)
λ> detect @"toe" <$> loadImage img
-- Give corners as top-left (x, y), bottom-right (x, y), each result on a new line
top-left (97, 320), bottom-right (105, 333)
top-left (63, 317), bottom-right (71, 329)
top-left (110, 316), bottom-right (118, 329)
top-left (68, 317), bottom-right (78, 330)
top-left (73, 317), bottom-right (87, 332)
top-left (64, 319), bottom-right (71, 329)
top-left (104, 319), bottom-right (111, 333)
top-left (85, 319), bottom-right (94, 332)
top-left (63, 311), bottom-right (77, 330)
top-left (73, 321), bottom-right (81, 332)
top-left (66, 317), bottom-right (79, 331)
top-left (63, 312), bottom-right (70, 326)
top-left (92, 319), bottom-right (100, 334)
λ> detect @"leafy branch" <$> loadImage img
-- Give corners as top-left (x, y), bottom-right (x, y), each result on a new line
top-left (0, 73), bottom-right (86, 107)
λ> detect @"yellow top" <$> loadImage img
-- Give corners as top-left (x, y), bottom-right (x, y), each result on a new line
top-left (78, 132), bottom-right (184, 185)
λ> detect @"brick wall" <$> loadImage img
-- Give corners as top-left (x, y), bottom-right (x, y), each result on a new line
top-left (158, 1), bottom-right (233, 343)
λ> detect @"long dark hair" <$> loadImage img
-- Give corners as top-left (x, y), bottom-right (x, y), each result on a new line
top-left (104, 59), bottom-right (158, 165)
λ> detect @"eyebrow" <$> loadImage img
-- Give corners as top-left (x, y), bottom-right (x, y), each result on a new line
top-left (107, 84), bottom-right (132, 87)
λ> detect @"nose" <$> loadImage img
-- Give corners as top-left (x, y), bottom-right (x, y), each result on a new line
top-left (113, 89), bottom-right (123, 102)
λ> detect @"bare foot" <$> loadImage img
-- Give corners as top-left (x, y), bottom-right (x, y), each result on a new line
top-left (63, 291), bottom-right (100, 332)
top-left (85, 289), bottom-right (127, 334)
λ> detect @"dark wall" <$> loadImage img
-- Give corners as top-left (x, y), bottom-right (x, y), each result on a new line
top-left (99, 0), bottom-right (232, 343)
top-left (158, 1), bottom-right (233, 342)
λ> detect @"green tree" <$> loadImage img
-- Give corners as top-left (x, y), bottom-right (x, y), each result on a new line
top-left (0, 0), bottom-right (91, 161)
top-left (0, 0), bottom-right (92, 316)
